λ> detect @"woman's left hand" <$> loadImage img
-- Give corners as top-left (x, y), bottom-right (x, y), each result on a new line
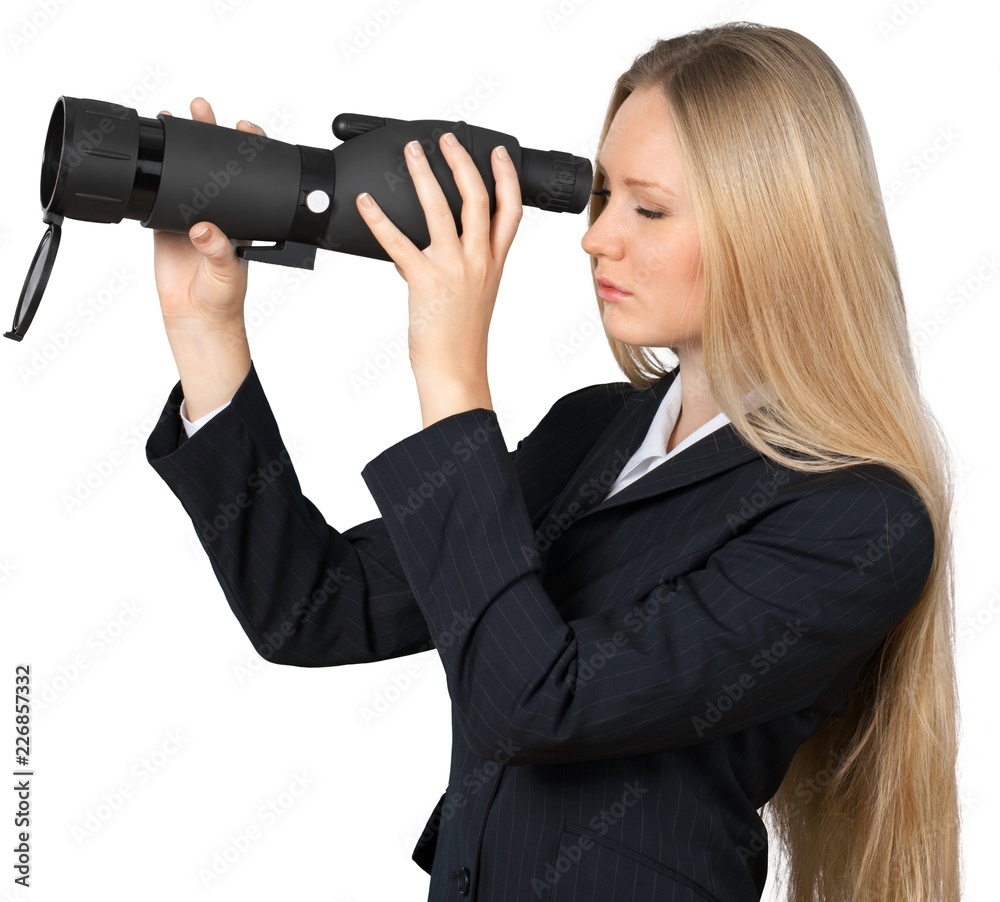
top-left (355, 133), bottom-right (522, 380)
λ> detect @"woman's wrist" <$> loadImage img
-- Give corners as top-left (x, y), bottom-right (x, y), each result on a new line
top-left (162, 316), bottom-right (251, 421)
top-left (162, 310), bottom-right (246, 335)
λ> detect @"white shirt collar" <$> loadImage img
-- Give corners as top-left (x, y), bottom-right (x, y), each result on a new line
top-left (606, 369), bottom-right (761, 498)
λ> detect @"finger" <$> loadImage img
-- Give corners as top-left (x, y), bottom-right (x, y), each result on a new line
top-left (236, 119), bottom-right (267, 138)
top-left (439, 132), bottom-right (491, 256)
top-left (236, 119), bottom-right (267, 137)
top-left (189, 97), bottom-right (217, 125)
top-left (403, 139), bottom-right (460, 250)
top-left (188, 222), bottom-right (242, 273)
top-left (355, 192), bottom-right (422, 271)
top-left (489, 145), bottom-right (523, 267)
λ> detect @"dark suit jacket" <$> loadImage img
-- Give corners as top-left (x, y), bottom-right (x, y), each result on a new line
top-left (146, 361), bottom-right (934, 902)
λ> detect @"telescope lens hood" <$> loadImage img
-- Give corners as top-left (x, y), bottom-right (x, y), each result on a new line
top-left (42, 97), bottom-right (148, 223)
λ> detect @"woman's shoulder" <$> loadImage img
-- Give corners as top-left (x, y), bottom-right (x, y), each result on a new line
top-left (510, 379), bottom-right (640, 467)
top-left (548, 379), bottom-right (635, 414)
top-left (777, 458), bottom-right (926, 506)
top-left (545, 370), bottom-right (675, 419)
top-left (748, 458), bottom-right (935, 575)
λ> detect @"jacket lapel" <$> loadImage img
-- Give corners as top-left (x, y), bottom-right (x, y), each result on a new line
top-left (532, 369), bottom-right (764, 545)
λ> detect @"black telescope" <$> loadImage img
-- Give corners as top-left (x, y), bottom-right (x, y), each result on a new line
top-left (6, 95), bottom-right (594, 341)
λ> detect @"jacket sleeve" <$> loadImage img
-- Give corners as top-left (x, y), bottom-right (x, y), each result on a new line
top-left (145, 360), bottom-right (437, 666)
top-left (145, 361), bottom-right (614, 668)
top-left (359, 406), bottom-right (936, 764)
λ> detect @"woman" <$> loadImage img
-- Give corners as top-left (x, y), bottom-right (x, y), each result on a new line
top-left (146, 22), bottom-right (960, 901)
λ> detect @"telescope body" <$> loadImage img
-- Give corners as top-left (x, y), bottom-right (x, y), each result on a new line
top-left (42, 97), bottom-right (593, 270)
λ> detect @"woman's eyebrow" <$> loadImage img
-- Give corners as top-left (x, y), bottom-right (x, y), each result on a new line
top-left (596, 157), bottom-right (675, 196)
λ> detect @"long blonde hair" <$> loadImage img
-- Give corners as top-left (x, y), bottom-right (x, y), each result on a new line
top-left (589, 23), bottom-right (961, 900)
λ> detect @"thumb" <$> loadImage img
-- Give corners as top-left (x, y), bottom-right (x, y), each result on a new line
top-left (189, 223), bottom-right (240, 275)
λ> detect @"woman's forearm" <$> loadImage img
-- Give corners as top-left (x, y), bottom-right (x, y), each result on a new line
top-left (162, 316), bottom-right (252, 421)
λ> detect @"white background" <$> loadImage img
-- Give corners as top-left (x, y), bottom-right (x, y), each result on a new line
top-left (1, 0), bottom-right (996, 899)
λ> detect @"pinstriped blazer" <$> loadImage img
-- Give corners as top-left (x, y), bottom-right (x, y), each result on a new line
top-left (146, 361), bottom-right (935, 902)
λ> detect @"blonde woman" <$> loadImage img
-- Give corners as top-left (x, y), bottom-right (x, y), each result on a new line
top-left (146, 21), bottom-right (960, 902)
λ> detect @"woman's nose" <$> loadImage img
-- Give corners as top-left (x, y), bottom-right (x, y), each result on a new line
top-left (581, 213), bottom-right (622, 260)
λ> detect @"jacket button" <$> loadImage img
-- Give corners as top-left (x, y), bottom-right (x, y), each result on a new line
top-left (457, 866), bottom-right (470, 895)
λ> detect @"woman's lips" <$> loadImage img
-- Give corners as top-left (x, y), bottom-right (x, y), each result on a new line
top-left (596, 280), bottom-right (632, 302)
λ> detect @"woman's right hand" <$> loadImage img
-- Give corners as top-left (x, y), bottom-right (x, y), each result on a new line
top-left (153, 97), bottom-right (268, 330)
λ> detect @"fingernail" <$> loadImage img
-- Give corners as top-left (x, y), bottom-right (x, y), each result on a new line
top-left (244, 120), bottom-right (261, 130)
top-left (495, 145), bottom-right (509, 161)
top-left (358, 193), bottom-right (375, 209)
top-left (406, 140), bottom-right (424, 158)
top-left (442, 132), bottom-right (458, 146)
top-left (192, 226), bottom-right (210, 242)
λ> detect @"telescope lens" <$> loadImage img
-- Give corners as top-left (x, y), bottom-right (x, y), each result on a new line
top-left (4, 216), bottom-right (62, 342)
top-left (41, 97), bottom-right (66, 211)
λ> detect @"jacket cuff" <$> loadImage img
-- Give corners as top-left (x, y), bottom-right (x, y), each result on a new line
top-left (144, 361), bottom-right (279, 487)
top-left (360, 408), bottom-right (541, 648)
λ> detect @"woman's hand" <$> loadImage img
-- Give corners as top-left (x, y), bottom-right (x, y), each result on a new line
top-left (153, 97), bottom-right (268, 330)
top-left (355, 132), bottom-right (522, 380)
top-left (152, 97), bottom-right (260, 421)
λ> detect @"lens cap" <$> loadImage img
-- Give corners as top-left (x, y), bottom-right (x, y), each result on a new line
top-left (4, 213), bottom-right (63, 341)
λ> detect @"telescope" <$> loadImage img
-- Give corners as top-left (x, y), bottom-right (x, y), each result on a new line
top-left (6, 95), bottom-right (594, 341)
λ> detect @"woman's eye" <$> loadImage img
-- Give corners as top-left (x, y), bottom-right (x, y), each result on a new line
top-left (590, 188), bottom-right (665, 220)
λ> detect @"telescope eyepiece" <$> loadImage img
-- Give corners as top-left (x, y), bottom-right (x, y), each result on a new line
top-left (519, 148), bottom-right (592, 213)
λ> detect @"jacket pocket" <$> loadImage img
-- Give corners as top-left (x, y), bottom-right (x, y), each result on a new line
top-left (550, 823), bottom-right (724, 902)
top-left (410, 790), bottom-right (446, 875)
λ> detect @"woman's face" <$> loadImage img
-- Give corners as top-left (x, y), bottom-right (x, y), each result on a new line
top-left (581, 85), bottom-right (704, 351)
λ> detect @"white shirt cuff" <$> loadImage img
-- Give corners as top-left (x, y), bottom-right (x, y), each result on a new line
top-left (180, 397), bottom-right (233, 438)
